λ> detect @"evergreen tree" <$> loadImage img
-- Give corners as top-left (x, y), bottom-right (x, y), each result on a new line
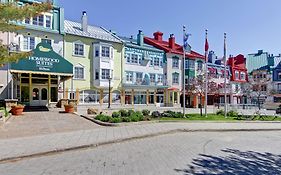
top-left (0, 0), bottom-right (52, 64)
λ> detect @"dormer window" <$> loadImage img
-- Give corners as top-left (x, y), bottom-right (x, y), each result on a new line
top-left (235, 71), bottom-right (239, 80)
top-left (240, 72), bottom-right (246, 80)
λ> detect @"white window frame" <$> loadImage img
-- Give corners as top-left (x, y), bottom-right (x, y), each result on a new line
top-left (22, 36), bottom-right (35, 51)
top-left (41, 38), bottom-right (52, 46)
top-left (172, 57), bottom-right (179, 68)
top-left (157, 74), bottom-right (163, 83)
top-left (73, 64), bottom-right (85, 80)
top-left (101, 46), bottom-right (110, 58)
top-left (73, 41), bottom-right (85, 57)
top-left (101, 69), bottom-right (110, 80)
top-left (235, 71), bottom-right (239, 80)
top-left (126, 72), bottom-right (133, 83)
top-left (136, 72), bottom-right (143, 83)
top-left (45, 15), bottom-right (52, 28)
top-left (240, 72), bottom-right (246, 80)
top-left (172, 73), bottom-right (179, 84)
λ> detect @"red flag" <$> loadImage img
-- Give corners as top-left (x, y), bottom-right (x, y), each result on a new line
top-left (205, 38), bottom-right (209, 52)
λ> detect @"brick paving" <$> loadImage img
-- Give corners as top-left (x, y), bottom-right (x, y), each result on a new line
top-left (1, 120), bottom-right (281, 162)
top-left (1, 131), bottom-right (281, 175)
top-left (0, 108), bottom-right (100, 139)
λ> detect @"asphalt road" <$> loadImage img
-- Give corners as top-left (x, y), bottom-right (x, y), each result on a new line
top-left (1, 131), bottom-right (281, 175)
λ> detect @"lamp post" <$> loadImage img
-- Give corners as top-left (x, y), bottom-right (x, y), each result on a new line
top-left (108, 76), bottom-right (112, 108)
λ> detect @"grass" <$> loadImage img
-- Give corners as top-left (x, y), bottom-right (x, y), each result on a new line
top-left (159, 114), bottom-right (281, 122)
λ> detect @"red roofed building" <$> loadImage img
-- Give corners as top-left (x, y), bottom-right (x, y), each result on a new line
top-left (144, 31), bottom-right (205, 107)
top-left (227, 54), bottom-right (248, 104)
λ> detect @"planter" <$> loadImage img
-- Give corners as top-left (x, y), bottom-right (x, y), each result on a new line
top-left (64, 105), bottom-right (74, 113)
top-left (11, 105), bottom-right (24, 116)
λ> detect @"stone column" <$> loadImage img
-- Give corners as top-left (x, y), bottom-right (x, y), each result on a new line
top-left (131, 89), bottom-right (134, 105)
top-left (154, 90), bottom-right (157, 105)
top-left (76, 89), bottom-right (80, 103)
top-left (146, 90), bottom-right (149, 105)
top-left (65, 87), bottom-right (69, 99)
top-left (121, 89), bottom-right (125, 106)
top-left (99, 89), bottom-right (103, 105)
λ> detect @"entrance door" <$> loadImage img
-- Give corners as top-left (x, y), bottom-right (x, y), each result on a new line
top-left (31, 86), bottom-right (48, 106)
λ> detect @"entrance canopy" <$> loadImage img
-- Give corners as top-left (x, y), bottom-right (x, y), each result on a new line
top-left (11, 42), bottom-right (73, 76)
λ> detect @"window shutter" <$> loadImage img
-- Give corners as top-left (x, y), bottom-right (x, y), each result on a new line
top-left (110, 47), bottom-right (114, 59)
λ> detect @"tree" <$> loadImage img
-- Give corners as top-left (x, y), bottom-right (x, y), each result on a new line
top-left (0, 0), bottom-right (52, 63)
top-left (244, 70), bottom-right (273, 110)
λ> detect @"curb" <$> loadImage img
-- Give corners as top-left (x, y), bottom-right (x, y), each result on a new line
top-left (80, 115), bottom-right (118, 127)
top-left (158, 120), bottom-right (281, 123)
top-left (1, 128), bottom-right (281, 164)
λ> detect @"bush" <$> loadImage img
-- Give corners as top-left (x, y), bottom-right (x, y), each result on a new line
top-left (227, 110), bottom-right (238, 118)
top-left (130, 114), bottom-right (140, 122)
top-left (119, 109), bottom-right (128, 117)
top-left (110, 117), bottom-right (121, 123)
top-left (142, 109), bottom-right (150, 116)
top-left (128, 109), bottom-right (135, 116)
top-left (175, 112), bottom-right (184, 118)
top-left (112, 111), bottom-right (121, 118)
top-left (96, 114), bottom-right (111, 122)
top-left (151, 111), bottom-right (161, 118)
top-left (216, 109), bottom-right (225, 116)
top-left (121, 117), bottom-right (131, 122)
top-left (161, 110), bottom-right (184, 118)
top-left (135, 111), bottom-right (144, 121)
top-left (144, 116), bottom-right (151, 121)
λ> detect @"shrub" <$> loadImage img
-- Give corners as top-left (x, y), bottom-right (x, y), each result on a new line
top-left (121, 117), bottom-right (131, 122)
top-left (119, 109), bottom-right (128, 117)
top-left (227, 110), bottom-right (238, 118)
top-left (175, 112), bottom-right (184, 118)
top-left (112, 111), bottom-right (121, 118)
top-left (216, 109), bottom-right (225, 116)
top-left (96, 114), bottom-right (111, 122)
top-left (142, 109), bottom-right (150, 116)
top-left (111, 117), bottom-right (121, 123)
top-left (128, 109), bottom-right (135, 116)
top-left (144, 116), bottom-right (151, 121)
top-left (136, 111), bottom-right (144, 121)
top-left (130, 115), bottom-right (140, 122)
top-left (151, 111), bottom-right (161, 118)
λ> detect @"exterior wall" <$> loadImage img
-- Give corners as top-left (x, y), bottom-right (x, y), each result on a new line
top-left (165, 53), bottom-right (183, 90)
top-left (246, 50), bottom-right (268, 73)
top-left (64, 34), bottom-right (92, 91)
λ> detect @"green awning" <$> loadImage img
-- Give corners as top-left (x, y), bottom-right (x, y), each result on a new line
top-left (11, 42), bottom-right (73, 76)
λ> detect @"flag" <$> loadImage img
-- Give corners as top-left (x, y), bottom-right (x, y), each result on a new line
top-left (183, 32), bottom-right (191, 53)
top-left (205, 38), bottom-right (209, 52)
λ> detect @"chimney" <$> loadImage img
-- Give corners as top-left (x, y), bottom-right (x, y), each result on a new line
top-left (153, 31), bottom-right (163, 41)
top-left (137, 30), bottom-right (144, 46)
top-left (169, 34), bottom-right (175, 49)
top-left (81, 11), bottom-right (88, 32)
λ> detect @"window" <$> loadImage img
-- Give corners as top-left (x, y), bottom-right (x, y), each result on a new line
top-left (136, 72), bottom-right (143, 83)
top-left (95, 69), bottom-right (99, 80)
top-left (240, 72), bottom-right (246, 80)
top-left (95, 46), bottom-right (100, 57)
top-left (131, 54), bottom-right (139, 64)
top-left (23, 36), bottom-right (35, 50)
top-left (41, 39), bottom-right (51, 46)
top-left (101, 46), bottom-right (110, 57)
top-left (154, 57), bottom-right (160, 66)
top-left (172, 73), bottom-right (179, 84)
top-left (45, 15), bottom-right (51, 28)
top-left (33, 15), bottom-right (44, 26)
top-left (172, 57), bottom-right (179, 68)
top-left (189, 60), bottom-right (195, 69)
top-left (261, 85), bottom-right (267, 92)
top-left (235, 84), bottom-right (239, 92)
top-left (197, 61), bottom-right (203, 70)
top-left (278, 73), bottom-right (281, 80)
top-left (157, 74), bottom-right (163, 83)
top-left (126, 72), bottom-right (133, 82)
top-left (126, 54), bottom-right (131, 63)
top-left (235, 71), bottom-right (239, 79)
top-left (150, 58), bottom-right (153, 66)
top-left (101, 69), bottom-right (110, 79)
top-left (74, 66), bottom-right (84, 79)
top-left (150, 74), bottom-right (156, 83)
top-left (24, 18), bottom-right (30, 24)
top-left (74, 43), bottom-right (84, 56)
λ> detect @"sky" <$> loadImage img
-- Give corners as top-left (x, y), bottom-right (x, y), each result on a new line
top-left (58, 0), bottom-right (281, 57)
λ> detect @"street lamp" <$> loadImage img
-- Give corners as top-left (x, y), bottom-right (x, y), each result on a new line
top-left (108, 76), bottom-right (112, 108)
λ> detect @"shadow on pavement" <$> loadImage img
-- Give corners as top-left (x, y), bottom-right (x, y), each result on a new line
top-left (174, 148), bottom-right (281, 175)
top-left (23, 106), bottom-right (49, 112)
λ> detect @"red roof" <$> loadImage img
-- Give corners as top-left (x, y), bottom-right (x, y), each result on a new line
top-left (144, 33), bottom-right (204, 60)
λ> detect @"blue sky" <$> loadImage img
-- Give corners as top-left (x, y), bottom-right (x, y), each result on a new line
top-left (59, 0), bottom-right (281, 57)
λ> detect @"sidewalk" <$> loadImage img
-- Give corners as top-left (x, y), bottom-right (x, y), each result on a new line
top-left (1, 121), bottom-right (281, 163)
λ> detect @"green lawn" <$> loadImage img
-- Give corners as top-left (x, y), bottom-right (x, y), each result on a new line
top-left (159, 114), bottom-right (281, 122)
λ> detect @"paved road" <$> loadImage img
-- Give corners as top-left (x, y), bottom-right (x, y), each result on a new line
top-left (1, 131), bottom-right (281, 175)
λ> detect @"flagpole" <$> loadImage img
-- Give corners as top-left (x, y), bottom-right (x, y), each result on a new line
top-left (183, 26), bottom-right (186, 117)
top-left (224, 33), bottom-right (227, 118)
top-left (204, 29), bottom-right (208, 117)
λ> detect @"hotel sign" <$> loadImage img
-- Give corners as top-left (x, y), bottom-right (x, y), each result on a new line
top-left (11, 42), bottom-right (73, 75)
